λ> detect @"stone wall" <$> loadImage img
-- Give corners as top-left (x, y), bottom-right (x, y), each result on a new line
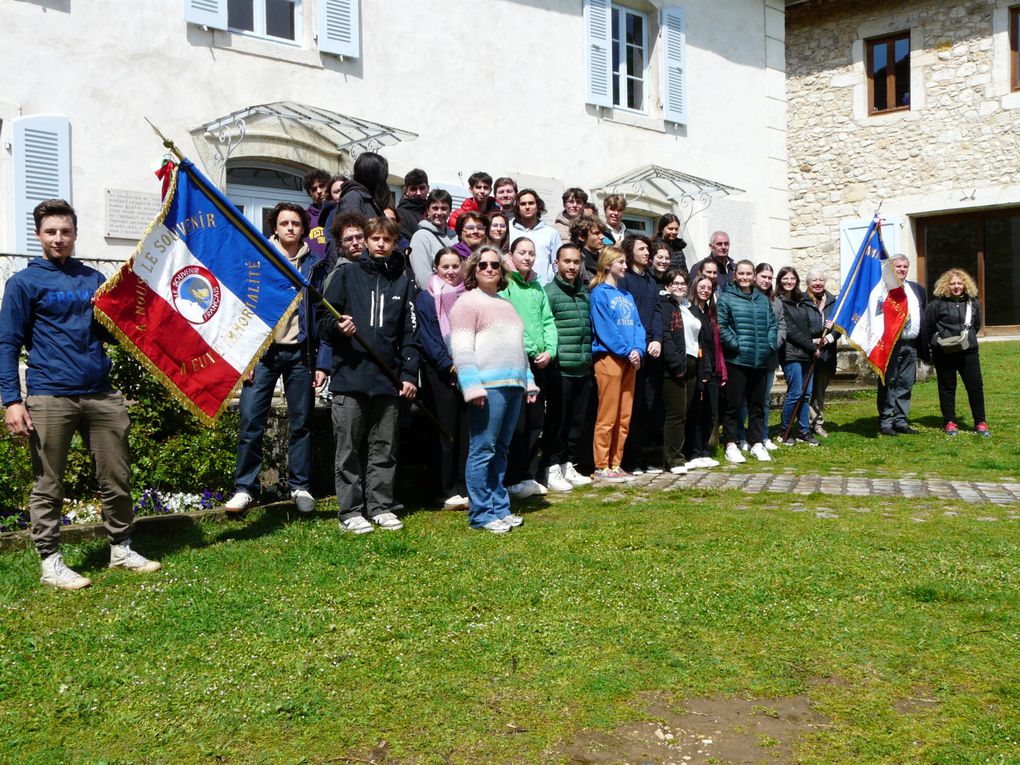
top-left (786, 0), bottom-right (1020, 288)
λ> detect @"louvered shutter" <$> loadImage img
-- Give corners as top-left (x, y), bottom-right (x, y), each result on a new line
top-left (12, 116), bottom-right (71, 256)
top-left (660, 7), bottom-right (687, 124)
top-left (181, 0), bottom-right (227, 30)
top-left (318, 0), bottom-right (360, 57)
top-left (839, 217), bottom-right (903, 285)
top-left (584, 0), bottom-right (612, 108)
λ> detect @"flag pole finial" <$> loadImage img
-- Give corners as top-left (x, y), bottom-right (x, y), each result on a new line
top-left (145, 117), bottom-right (185, 162)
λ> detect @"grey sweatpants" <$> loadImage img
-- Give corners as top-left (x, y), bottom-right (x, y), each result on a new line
top-left (331, 393), bottom-right (400, 521)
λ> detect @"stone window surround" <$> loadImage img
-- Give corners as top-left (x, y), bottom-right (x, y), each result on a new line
top-left (1010, 4), bottom-right (1020, 90)
top-left (865, 30), bottom-right (912, 115)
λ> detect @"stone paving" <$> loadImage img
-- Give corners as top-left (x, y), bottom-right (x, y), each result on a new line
top-left (621, 468), bottom-right (1020, 505)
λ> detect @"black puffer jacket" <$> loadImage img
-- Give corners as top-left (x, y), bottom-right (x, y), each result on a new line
top-left (926, 295), bottom-right (982, 351)
top-left (806, 290), bottom-right (839, 370)
top-left (779, 294), bottom-right (823, 364)
top-left (319, 252), bottom-right (419, 397)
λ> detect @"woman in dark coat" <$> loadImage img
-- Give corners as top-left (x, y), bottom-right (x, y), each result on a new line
top-left (776, 267), bottom-right (823, 446)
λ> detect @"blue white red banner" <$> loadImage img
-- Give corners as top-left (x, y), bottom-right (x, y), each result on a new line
top-left (94, 159), bottom-right (305, 424)
top-left (830, 215), bottom-right (908, 382)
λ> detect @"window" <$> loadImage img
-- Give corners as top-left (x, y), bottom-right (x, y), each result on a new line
top-left (228, 0), bottom-right (299, 43)
top-left (11, 115), bottom-right (71, 256)
top-left (1011, 6), bottom-right (1020, 91)
top-left (611, 6), bottom-right (648, 111)
top-left (866, 32), bottom-right (910, 114)
top-left (225, 164), bottom-right (307, 236)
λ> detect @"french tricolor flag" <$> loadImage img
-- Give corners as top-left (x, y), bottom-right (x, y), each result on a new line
top-left (95, 159), bottom-right (304, 424)
top-left (831, 215), bottom-right (908, 383)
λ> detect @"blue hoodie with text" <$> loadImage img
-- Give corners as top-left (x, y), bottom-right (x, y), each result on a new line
top-left (589, 282), bottom-right (645, 358)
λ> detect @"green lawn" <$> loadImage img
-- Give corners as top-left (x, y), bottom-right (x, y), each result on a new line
top-left (2, 488), bottom-right (1018, 764)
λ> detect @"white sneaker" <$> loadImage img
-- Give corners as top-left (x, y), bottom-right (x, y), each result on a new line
top-left (750, 443), bottom-right (772, 462)
top-left (684, 460), bottom-right (701, 471)
top-left (527, 479), bottom-right (548, 496)
top-left (644, 466), bottom-right (664, 475)
top-left (109, 542), bottom-right (162, 573)
top-left (224, 491), bottom-right (252, 512)
top-left (509, 481), bottom-right (541, 499)
top-left (700, 457), bottom-right (720, 468)
top-left (563, 462), bottom-right (593, 486)
top-left (763, 438), bottom-right (779, 451)
top-left (739, 440), bottom-right (750, 452)
top-left (40, 552), bottom-right (92, 590)
top-left (670, 464), bottom-right (688, 475)
top-left (443, 494), bottom-right (470, 510)
top-left (630, 468), bottom-right (645, 476)
top-left (546, 465), bottom-right (574, 492)
top-left (475, 518), bottom-right (512, 534)
top-left (339, 515), bottom-right (374, 534)
top-left (725, 444), bottom-right (746, 463)
top-left (502, 513), bottom-right (524, 527)
top-left (371, 512), bottom-right (404, 531)
top-left (291, 489), bottom-right (315, 514)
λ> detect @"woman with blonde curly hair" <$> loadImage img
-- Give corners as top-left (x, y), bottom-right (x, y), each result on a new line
top-left (925, 268), bottom-right (989, 437)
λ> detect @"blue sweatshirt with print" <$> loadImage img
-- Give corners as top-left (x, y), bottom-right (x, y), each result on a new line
top-left (589, 283), bottom-right (646, 358)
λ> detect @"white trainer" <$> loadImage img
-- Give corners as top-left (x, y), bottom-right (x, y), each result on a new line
top-left (339, 515), bottom-right (374, 534)
top-left (224, 491), bottom-right (252, 512)
top-left (700, 457), bottom-right (721, 468)
top-left (371, 512), bottom-right (404, 531)
top-left (644, 466), bottom-right (664, 475)
top-left (291, 489), bottom-right (315, 514)
top-left (670, 464), bottom-right (688, 475)
top-left (443, 494), bottom-right (470, 510)
top-left (508, 481), bottom-right (541, 499)
top-left (40, 552), bottom-right (92, 590)
top-left (684, 460), bottom-right (701, 471)
top-left (750, 443), bottom-right (772, 462)
top-left (527, 479), bottom-right (548, 496)
top-left (763, 438), bottom-right (779, 451)
top-left (502, 513), bottom-right (524, 527)
top-left (724, 444), bottom-right (746, 463)
top-left (109, 542), bottom-right (162, 573)
top-left (475, 518), bottom-right (512, 534)
top-left (562, 462), bottom-right (593, 486)
top-left (545, 465), bottom-right (574, 492)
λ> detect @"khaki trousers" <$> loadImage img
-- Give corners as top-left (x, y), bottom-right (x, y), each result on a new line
top-left (593, 355), bottom-right (636, 470)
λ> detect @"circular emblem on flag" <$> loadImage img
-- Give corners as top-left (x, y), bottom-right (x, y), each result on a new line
top-left (170, 266), bottom-right (222, 324)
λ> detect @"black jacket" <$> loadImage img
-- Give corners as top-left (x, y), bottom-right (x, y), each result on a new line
top-left (660, 294), bottom-right (687, 378)
top-left (318, 252), bottom-right (419, 397)
top-left (620, 269), bottom-right (663, 344)
top-left (688, 303), bottom-right (717, 382)
top-left (780, 294), bottom-right (823, 364)
top-left (655, 236), bottom-right (688, 274)
top-left (926, 295), bottom-right (982, 351)
top-left (396, 196), bottom-right (426, 243)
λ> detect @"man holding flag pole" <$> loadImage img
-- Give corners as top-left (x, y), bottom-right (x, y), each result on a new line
top-left (830, 213), bottom-right (927, 437)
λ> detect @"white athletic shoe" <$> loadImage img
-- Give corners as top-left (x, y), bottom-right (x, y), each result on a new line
top-left (443, 495), bottom-right (470, 510)
top-left (562, 462), bottom-right (593, 486)
top-left (109, 542), bottom-right (162, 573)
top-left (224, 491), bottom-right (253, 512)
top-left (339, 515), bottom-right (374, 534)
top-left (40, 552), bottom-right (91, 590)
top-left (725, 444), bottom-right (746, 464)
top-left (669, 464), bottom-right (688, 475)
top-left (546, 464), bottom-right (574, 492)
top-left (475, 518), bottom-right (512, 534)
top-left (371, 512), bottom-right (404, 531)
top-left (291, 489), bottom-right (315, 514)
top-left (750, 443), bottom-right (772, 462)
top-left (699, 457), bottom-right (721, 468)
top-left (502, 513), bottom-right (524, 527)
top-left (763, 438), bottom-right (779, 451)
top-left (508, 481), bottom-right (541, 499)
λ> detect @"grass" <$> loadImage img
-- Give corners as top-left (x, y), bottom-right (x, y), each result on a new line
top-left (1, 488), bottom-right (1018, 764)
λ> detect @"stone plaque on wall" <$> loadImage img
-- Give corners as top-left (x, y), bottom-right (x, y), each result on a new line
top-left (105, 189), bottom-right (161, 239)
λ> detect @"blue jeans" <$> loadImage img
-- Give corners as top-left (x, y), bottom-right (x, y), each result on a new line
top-left (780, 361), bottom-right (813, 436)
top-left (235, 344), bottom-right (313, 495)
top-left (466, 386), bottom-right (523, 528)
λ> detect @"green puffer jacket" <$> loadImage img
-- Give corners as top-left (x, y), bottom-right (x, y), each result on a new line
top-left (500, 270), bottom-right (558, 361)
top-left (717, 283), bottom-right (778, 369)
top-left (544, 275), bottom-right (592, 376)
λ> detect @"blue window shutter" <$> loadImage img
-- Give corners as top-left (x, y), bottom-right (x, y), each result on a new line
top-left (584, 0), bottom-right (612, 108)
top-left (318, 0), bottom-right (360, 57)
top-left (12, 116), bottom-right (71, 256)
top-left (660, 6), bottom-right (687, 124)
top-left (181, 0), bottom-right (227, 30)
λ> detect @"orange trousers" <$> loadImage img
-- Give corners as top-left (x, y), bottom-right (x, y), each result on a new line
top-left (593, 354), bottom-right (636, 470)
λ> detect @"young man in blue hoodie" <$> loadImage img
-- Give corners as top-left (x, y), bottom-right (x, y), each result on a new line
top-left (0, 200), bottom-right (161, 590)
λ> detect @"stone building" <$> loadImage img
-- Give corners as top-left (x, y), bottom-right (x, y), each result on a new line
top-left (786, 0), bottom-right (1020, 333)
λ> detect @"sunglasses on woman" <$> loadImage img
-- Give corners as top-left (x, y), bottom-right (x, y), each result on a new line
top-left (477, 261), bottom-right (502, 271)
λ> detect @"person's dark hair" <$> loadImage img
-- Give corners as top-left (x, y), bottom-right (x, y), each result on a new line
top-left (754, 262), bottom-right (775, 298)
top-left (328, 174), bottom-right (347, 197)
top-left (582, 202), bottom-right (601, 218)
top-left (487, 210), bottom-right (510, 249)
top-left (691, 274), bottom-right (717, 315)
top-left (562, 187), bottom-right (589, 205)
top-left (455, 211), bottom-right (488, 238)
top-left (776, 266), bottom-right (804, 302)
top-left (513, 189), bottom-right (546, 220)
top-left (33, 199), bottom-right (77, 232)
top-left (656, 213), bottom-right (681, 238)
top-left (622, 234), bottom-right (652, 267)
top-left (403, 168), bottom-right (428, 187)
top-left (302, 169), bottom-right (330, 195)
top-left (352, 152), bottom-right (391, 212)
top-left (268, 202), bottom-right (309, 234)
top-left (569, 215), bottom-right (601, 244)
top-left (509, 236), bottom-right (534, 255)
top-left (425, 188), bottom-right (453, 208)
top-left (331, 211), bottom-right (368, 243)
top-left (494, 176), bottom-right (517, 193)
top-left (557, 243), bottom-right (581, 260)
top-left (468, 171), bottom-right (493, 188)
top-left (364, 216), bottom-right (400, 241)
top-left (433, 246), bottom-right (461, 268)
top-left (664, 268), bottom-right (688, 287)
top-left (463, 245), bottom-right (508, 291)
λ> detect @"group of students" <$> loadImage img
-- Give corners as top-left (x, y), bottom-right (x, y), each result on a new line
top-left (224, 153), bottom-right (993, 536)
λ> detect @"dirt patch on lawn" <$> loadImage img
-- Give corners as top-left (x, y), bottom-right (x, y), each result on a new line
top-left (555, 692), bottom-right (830, 764)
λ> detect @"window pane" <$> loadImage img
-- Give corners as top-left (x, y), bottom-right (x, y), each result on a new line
top-left (612, 8), bottom-right (621, 45)
top-left (894, 37), bottom-right (910, 107)
top-left (626, 12), bottom-right (643, 46)
top-left (627, 43), bottom-right (643, 77)
top-left (871, 42), bottom-right (888, 111)
top-left (613, 73), bottom-right (620, 107)
top-left (1014, 10), bottom-right (1020, 86)
top-left (228, 0), bottom-right (254, 31)
top-left (628, 77), bottom-right (643, 110)
top-left (265, 0), bottom-right (295, 40)
top-left (984, 216), bottom-right (1020, 325)
top-left (925, 221), bottom-right (979, 301)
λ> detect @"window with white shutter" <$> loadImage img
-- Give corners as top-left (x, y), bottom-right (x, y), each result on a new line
top-left (12, 116), bottom-right (71, 256)
top-left (584, 0), bottom-right (613, 108)
top-left (660, 6), bottom-right (687, 124)
top-left (181, 0), bottom-right (228, 30)
top-left (318, 0), bottom-right (360, 57)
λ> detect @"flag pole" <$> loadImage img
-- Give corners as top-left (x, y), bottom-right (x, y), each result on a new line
top-left (144, 123), bottom-right (454, 442)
